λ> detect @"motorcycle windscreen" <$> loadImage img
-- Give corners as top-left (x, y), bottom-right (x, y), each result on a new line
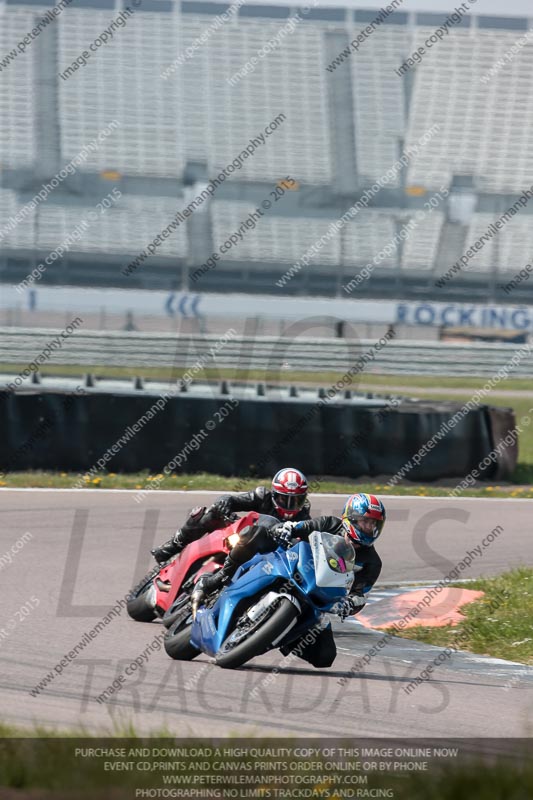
top-left (309, 531), bottom-right (355, 590)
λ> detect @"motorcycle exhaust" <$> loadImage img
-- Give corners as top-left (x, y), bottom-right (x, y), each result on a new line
top-left (191, 586), bottom-right (204, 621)
top-left (145, 585), bottom-right (157, 609)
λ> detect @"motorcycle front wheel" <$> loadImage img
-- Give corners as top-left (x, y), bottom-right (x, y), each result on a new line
top-left (215, 597), bottom-right (298, 670)
top-left (164, 601), bottom-right (200, 661)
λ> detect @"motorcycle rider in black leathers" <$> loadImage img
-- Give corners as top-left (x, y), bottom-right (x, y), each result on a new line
top-left (151, 468), bottom-right (310, 565)
top-left (196, 492), bottom-right (386, 669)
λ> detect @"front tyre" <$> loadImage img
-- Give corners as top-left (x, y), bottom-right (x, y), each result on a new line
top-left (215, 597), bottom-right (298, 670)
top-left (164, 602), bottom-right (200, 661)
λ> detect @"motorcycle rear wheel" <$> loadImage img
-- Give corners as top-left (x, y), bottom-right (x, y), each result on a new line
top-left (126, 566), bottom-right (160, 622)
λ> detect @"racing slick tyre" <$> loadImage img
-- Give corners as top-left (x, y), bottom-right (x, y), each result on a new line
top-left (126, 566), bottom-right (160, 622)
top-left (164, 604), bottom-right (200, 661)
top-left (215, 597), bottom-right (298, 670)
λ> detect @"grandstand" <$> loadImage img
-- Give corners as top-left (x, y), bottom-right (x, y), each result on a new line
top-left (1, 0), bottom-right (533, 302)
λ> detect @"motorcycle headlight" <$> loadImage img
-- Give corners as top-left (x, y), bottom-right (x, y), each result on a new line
top-left (226, 533), bottom-right (240, 548)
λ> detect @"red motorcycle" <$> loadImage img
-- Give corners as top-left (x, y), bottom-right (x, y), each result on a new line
top-left (127, 511), bottom-right (261, 628)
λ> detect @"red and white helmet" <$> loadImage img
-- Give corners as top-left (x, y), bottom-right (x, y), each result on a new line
top-left (271, 468), bottom-right (308, 519)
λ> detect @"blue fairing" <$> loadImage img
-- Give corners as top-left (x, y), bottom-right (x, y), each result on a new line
top-left (190, 538), bottom-right (349, 657)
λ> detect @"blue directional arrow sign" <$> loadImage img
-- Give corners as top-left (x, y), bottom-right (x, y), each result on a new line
top-left (165, 293), bottom-right (201, 317)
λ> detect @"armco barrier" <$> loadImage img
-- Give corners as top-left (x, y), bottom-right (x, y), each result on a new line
top-left (0, 327), bottom-right (532, 377)
top-left (0, 387), bottom-right (517, 482)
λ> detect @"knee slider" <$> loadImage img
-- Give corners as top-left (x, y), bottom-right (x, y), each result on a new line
top-left (187, 505), bottom-right (206, 522)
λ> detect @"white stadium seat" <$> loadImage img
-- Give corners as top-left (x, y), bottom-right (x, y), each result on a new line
top-left (2, 3), bottom-right (533, 282)
top-left (406, 27), bottom-right (533, 193)
top-left (180, 16), bottom-right (332, 184)
top-left (0, 188), bottom-right (36, 249)
top-left (0, 9), bottom-right (37, 168)
top-left (212, 201), bottom-right (340, 265)
top-left (36, 195), bottom-right (187, 257)
top-left (465, 213), bottom-right (533, 274)
top-left (342, 213), bottom-right (397, 268)
top-left (350, 26), bottom-right (406, 186)
top-left (401, 212), bottom-right (444, 271)
top-left (58, 10), bottom-right (183, 177)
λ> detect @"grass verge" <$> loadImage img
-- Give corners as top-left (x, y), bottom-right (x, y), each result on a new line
top-left (0, 727), bottom-right (532, 798)
top-left (389, 567), bottom-right (533, 665)
top-left (1, 470), bottom-right (533, 497)
top-left (4, 362), bottom-right (533, 393)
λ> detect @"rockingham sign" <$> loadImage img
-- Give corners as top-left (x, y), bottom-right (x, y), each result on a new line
top-left (4, 285), bottom-right (533, 333)
top-left (395, 302), bottom-right (533, 331)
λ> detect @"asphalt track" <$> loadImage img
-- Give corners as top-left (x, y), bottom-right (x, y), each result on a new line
top-left (1, 489), bottom-right (533, 738)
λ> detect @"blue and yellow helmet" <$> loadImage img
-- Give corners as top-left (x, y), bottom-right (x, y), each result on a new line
top-left (341, 493), bottom-right (386, 546)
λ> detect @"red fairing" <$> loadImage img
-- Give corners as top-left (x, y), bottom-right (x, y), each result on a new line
top-left (152, 511), bottom-right (260, 614)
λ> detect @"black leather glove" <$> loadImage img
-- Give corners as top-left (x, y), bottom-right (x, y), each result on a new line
top-left (269, 521), bottom-right (295, 549)
top-left (213, 497), bottom-right (234, 517)
top-left (335, 595), bottom-right (366, 620)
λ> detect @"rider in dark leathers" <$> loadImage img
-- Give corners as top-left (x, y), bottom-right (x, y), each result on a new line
top-left (151, 468), bottom-right (310, 565)
top-left (196, 493), bottom-right (386, 669)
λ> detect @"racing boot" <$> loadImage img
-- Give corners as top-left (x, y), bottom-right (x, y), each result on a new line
top-left (191, 555), bottom-right (239, 619)
top-left (151, 504), bottom-right (228, 564)
top-left (194, 554), bottom-right (239, 600)
top-left (151, 529), bottom-right (188, 564)
top-left (151, 505), bottom-right (211, 564)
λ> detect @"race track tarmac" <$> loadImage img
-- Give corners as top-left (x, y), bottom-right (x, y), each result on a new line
top-left (1, 489), bottom-right (532, 737)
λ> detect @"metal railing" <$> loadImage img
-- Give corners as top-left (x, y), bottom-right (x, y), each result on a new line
top-left (0, 328), bottom-right (531, 377)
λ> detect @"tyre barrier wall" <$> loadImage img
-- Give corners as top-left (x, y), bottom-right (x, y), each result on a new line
top-left (0, 389), bottom-right (517, 482)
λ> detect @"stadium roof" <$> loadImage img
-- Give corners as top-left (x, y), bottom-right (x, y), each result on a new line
top-left (322, 0), bottom-right (529, 14)
top-left (187, 0), bottom-right (532, 16)
top-left (4, 0), bottom-right (530, 15)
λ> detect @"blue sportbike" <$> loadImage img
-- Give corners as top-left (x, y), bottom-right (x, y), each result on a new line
top-left (163, 528), bottom-right (355, 669)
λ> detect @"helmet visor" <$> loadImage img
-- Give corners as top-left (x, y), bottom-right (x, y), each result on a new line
top-left (344, 512), bottom-right (384, 544)
top-left (272, 490), bottom-right (306, 511)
